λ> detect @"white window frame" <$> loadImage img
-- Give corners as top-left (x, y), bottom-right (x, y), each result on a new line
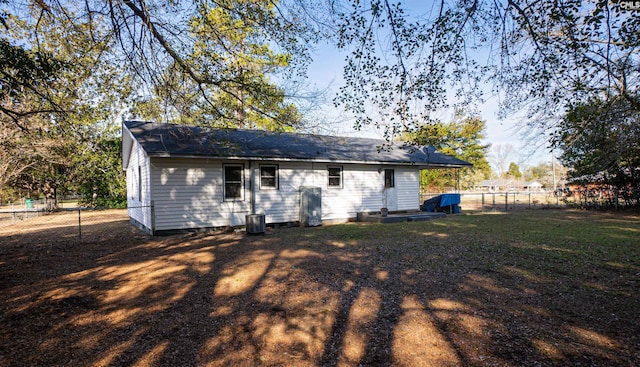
top-left (223, 164), bottom-right (245, 201)
top-left (328, 166), bottom-right (343, 188)
top-left (259, 164), bottom-right (279, 190)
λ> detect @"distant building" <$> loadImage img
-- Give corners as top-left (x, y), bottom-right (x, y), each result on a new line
top-left (478, 179), bottom-right (515, 191)
top-left (523, 181), bottom-right (543, 191)
top-left (478, 179), bottom-right (544, 192)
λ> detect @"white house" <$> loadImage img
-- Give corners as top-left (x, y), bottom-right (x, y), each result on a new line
top-left (524, 181), bottom-right (543, 191)
top-left (478, 179), bottom-right (544, 192)
top-left (478, 179), bottom-right (515, 191)
top-left (122, 121), bottom-right (471, 234)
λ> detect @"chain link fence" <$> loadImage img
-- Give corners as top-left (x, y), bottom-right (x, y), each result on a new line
top-left (0, 205), bottom-right (151, 244)
top-left (2, 189), bottom-right (636, 245)
top-left (422, 189), bottom-right (640, 212)
top-left (455, 191), bottom-right (560, 211)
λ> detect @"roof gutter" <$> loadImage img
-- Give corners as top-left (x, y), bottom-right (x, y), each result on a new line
top-left (143, 153), bottom-right (472, 168)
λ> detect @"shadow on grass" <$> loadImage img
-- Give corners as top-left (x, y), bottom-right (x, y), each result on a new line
top-left (0, 210), bottom-right (638, 366)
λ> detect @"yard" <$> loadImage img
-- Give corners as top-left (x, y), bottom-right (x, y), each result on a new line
top-left (0, 209), bottom-right (638, 366)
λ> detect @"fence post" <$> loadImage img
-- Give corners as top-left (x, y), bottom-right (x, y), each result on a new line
top-left (150, 201), bottom-right (156, 236)
top-left (492, 193), bottom-right (496, 211)
top-left (481, 193), bottom-right (485, 212)
top-left (505, 192), bottom-right (508, 211)
top-left (78, 209), bottom-right (82, 240)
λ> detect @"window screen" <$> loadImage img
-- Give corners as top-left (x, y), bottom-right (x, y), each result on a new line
top-left (328, 166), bottom-right (342, 187)
top-left (260, 165), bottom-right (278, 189)
top-left (224, 165), bottom-right (243, 199)
top-left (385, 169), bottom-right (395, 188)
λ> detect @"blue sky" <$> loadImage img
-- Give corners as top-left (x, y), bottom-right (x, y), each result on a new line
top-left (303, 39), bottom-right (551, 169)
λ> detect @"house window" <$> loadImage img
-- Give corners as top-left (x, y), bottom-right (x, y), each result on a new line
top-left (224, 164), bottom-right (244, 200)
top-left (328, 166), bottom-right (342, 188)
top-left (385, 169), bottom-right (395, 188)
top-left (260, 165), bottom-right (278, 190)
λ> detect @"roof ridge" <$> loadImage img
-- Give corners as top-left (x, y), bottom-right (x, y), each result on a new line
top-left (124, 120), bottom-right (396, 145)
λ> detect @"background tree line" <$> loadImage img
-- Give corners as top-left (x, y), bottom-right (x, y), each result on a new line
top-left (1, 0), bottom-right (637, 207)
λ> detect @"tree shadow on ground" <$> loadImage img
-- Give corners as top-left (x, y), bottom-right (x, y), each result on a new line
top-left (1, 213), bottom-right (638, 366)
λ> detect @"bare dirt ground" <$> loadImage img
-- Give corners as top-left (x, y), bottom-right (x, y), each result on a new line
top-left (0, 209), bottom-right (638, 366)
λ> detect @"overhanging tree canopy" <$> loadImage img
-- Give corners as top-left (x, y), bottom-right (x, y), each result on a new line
top-left (1, 0), bottom-right (314, 129)
top-left (4, 1), bottom-right (637, 134)
top-left (331, 0), bottom-right (639, 140)
top-left (1, 0), bottom-right (637, 203)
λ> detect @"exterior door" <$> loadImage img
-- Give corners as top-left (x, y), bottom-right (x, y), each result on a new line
top-left (384, 169), bottom-right (398, 210)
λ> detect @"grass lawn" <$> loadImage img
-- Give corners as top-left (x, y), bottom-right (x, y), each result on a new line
top-left (0, 209), bottom-right (638, 366)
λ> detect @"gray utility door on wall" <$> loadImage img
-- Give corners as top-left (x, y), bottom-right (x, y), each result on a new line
top-left (300, 187), bottom-right (322, 226)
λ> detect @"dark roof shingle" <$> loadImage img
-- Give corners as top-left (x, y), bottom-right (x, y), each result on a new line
top-left (124, 121), bottom-right (472, 168)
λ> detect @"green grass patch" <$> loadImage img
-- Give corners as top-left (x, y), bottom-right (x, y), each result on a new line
top-left (304, 209), bottom-right (640, 281)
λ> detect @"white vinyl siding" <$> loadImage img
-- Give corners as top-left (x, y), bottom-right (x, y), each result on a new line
top-left (321, 166), bottom-right (420, 218)
top-left (151, 159), bottom-right (250, 230)
top-left (126, 140), bottom-right (152, 231)
top-left (129, 155), bottom-right (422, 231)
top-left (254, 162), bottom-right (313, 223)
top-left (396, 168), bottom-right (420, 211)
top-left (322, 164), bottom-right (384, 220)
top-left (138, 166), bottom-right (142, 200)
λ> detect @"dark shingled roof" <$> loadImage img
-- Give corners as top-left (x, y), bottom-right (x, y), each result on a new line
top-left (124, 120), bottom-right (472, 168)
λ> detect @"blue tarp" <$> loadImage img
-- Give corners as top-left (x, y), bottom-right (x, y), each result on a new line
top-left (422, 194), bottom-right (461, 213)
top-left (422, 196), bottom-right (440, 212)
top-left (439, 194), bottom-right (461, 207)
